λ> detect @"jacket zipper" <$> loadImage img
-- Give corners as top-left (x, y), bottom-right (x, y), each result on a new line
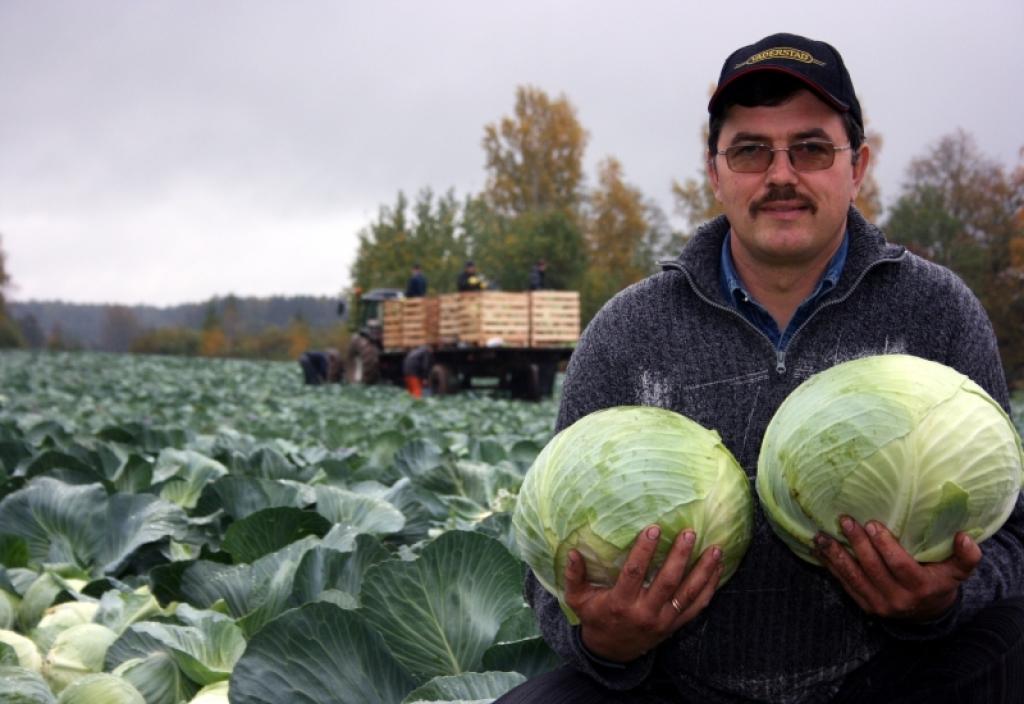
top-left (659, 251), bottom-right (907, 374)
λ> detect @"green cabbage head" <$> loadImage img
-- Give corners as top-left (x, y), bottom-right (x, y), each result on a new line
top-left (57, 673), bottom-right (145, 704)
top-left (757, 354), bottom-right (1024, 564)
top-left (512, 406), bottom-right (753, 612)
top-left (42, 623), bottom-right (118, 694)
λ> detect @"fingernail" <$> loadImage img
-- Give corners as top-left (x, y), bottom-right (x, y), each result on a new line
top-left (840, 516), bottom-right (853, 534)
top-left (646, 525), bottom-right (660, 540)
top-left (959, 534), bottom-right (972, 549)
top-left (712, 546), bottom-right (722, 561)
top-left (567, 551), bottom-right (577, 565)
top-left (815, 533), bottom-right (830, 548)
top-left (866, 522), bottom-right (878, 537)
top-left (683, 530), bottom-right (696, 545)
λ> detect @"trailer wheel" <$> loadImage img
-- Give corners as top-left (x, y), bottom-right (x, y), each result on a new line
top-left (538, 360), bottom-right (558, 397)
top-left (428, 363), bottom-right (455, 395)
top-left (510, 363), bottom-right (542, 401)
top-left (345, 336), bottom-right (380, 385)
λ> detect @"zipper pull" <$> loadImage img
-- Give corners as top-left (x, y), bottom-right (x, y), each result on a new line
top-left (776, 351), bottom-right (786, 374)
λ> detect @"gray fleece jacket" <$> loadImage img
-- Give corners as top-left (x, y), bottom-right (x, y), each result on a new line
top-left (526, 208), bottom-right (1024, 703)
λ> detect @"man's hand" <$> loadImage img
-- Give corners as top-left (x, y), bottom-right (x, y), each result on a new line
top-left (564, 524), bottom-right (724, 663)
top-left (812, 516), bottom-right (982, 621)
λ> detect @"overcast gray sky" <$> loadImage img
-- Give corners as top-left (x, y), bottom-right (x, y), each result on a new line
top-left (2, 0), bottom-right (1022, 306)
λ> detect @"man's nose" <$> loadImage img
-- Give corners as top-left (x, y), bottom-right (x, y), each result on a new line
top-left (764, 148), bottom-right (799, 186)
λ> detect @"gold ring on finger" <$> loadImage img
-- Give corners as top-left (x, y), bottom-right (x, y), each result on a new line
top-left (670, 597), bottom-right (683, 614)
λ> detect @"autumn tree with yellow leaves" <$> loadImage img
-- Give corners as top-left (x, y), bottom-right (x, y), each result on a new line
top-left (581, 158), bottom-right (656, 321)
top-left (482, 86), bottom-right (588, 219)
top-left (199, 302), bottom-right (228, 357)
top-left (467, 87), bottom-right (590, 293)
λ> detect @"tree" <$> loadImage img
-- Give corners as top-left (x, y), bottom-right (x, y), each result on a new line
top-left (351, 191), bottom-right (411, 292)
top-left (287, 314), bottom-right (311, 360)
top-left (463, 86), bottom-right (592, 294)
top-left (0, 234), bottom-right (11, 311)
top-left (672, 124), bottom-right (724, 235)
top-left (199, 302), bottom-right (227, 357)
top-left (351, 189), bottom-right (469, 294)
top-left (100, 305), bottom-right (141, 352)
top-left (46, 323), bottom-right (79, 351)
top-left (482, 86), bottom-right (588, 220)
top-left (466, 199), bottom-right (586, 293)
top-left (885, 130), bottom-right (1024, 385)
top-left (222, 294), bottom-right (242, 344)
top-left (131, 327), bottom-right (201, 356)
top-left (16, 314), bottom-right (45, 349)
top-left (0, 235), bottom-right (23, 349)
top-left (581, 158), bottom-right (656, 322)
top-left (408, 189), bottom-right (468, 294)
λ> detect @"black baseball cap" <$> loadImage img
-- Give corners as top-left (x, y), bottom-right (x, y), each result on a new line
top-left (708, 33), bottom-right (863, 129)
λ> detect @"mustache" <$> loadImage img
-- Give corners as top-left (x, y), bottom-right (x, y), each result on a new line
top-left (749, 186), bottom-right (817, 217)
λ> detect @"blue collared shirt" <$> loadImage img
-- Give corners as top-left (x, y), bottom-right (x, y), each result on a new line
top-left (719, 231), bottom-right (848, 350)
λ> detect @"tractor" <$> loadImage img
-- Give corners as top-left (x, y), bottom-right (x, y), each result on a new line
top-left (340, 287), bottom-right (403, 385)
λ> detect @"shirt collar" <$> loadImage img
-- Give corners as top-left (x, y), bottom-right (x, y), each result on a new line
top-left (719, 230), bottom-right (849, 307)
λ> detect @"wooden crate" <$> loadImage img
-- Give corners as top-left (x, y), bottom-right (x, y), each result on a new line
top-left (436, 293), bottom-right (461, 344)
top-left (457, 292), bottom-right (530, 346)
top-left (381, 299), bottom-right (404, 350)
top-left (529, 291), bottom-right (580, 347)
top-left (400, 298), bottom-right (431, 347)
top-left (423, 297), bottom-right (442, 345)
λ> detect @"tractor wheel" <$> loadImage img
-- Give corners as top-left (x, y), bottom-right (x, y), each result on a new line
top-left (428, 363), bottom-right (456, 395)
top-left (345, 336), bottom-right (380, 385)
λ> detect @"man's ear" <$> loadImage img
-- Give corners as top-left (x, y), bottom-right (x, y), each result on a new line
top-left (850, 141), bottom-right (872, 202)
top-left (706, 153), bottom-right (723, 202)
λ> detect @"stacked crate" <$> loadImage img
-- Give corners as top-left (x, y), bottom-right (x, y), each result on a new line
top-left (529, 291), bottom-right (580, 347)
top-left (436, 294), bottom-right (461, 345)
top-left (456, 292), bottom-right (530, 347)
top-left (387, 291), bottom-right (580, 350)
top-left (381, 299), bottom-right (404, 350)
top-left (400, 298), bottom-right (432, 347)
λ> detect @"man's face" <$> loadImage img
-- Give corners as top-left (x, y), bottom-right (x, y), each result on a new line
top-left (707, 89), bottom-right (870, 270)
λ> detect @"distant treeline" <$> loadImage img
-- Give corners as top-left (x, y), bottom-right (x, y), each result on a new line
top-left (7, 294), bottom-right (343, 356)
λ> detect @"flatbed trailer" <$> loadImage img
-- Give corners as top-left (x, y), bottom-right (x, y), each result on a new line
top-left (377, 345), bottom-right (573, 400)
top-left (331, 289), bottom-right (580, 401)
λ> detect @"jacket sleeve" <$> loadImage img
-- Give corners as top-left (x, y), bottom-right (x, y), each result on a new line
top-left (882, 272), bottom-right (1024, 640)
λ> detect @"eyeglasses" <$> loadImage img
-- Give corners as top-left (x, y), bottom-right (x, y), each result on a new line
top-left (716, 141), bottom-right (853, 173)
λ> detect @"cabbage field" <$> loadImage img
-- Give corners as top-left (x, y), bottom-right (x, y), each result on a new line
top-left (0, 351), bottom-right (1022, 704)
top-left (0, 352), bottom-right (563, 703)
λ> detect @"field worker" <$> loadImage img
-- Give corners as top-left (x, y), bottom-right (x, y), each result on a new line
top-left (498, 33), bottom-right (1024, 704)
top-left (402, 344), bottom-right (433, 398)
top-left (457, 260), bottom-right (486, 291)
top-left (528, 258), bottom-right (547, 290)
top-left (406, 263), bottom-right (428, 298)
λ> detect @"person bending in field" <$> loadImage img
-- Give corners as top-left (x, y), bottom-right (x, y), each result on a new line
top-left (402, 345), bottom-right (433, 398)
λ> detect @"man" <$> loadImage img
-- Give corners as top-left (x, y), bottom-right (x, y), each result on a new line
top-left (499, 33), bottom-right (1024, 703)
top-left (457, 260), bottom-right (486, 291)
top-left (402, 344), bottom-right (433, 398)
top-left (405, 263), bottom-right (427, 298)
top-left (529, 258), bottom-right (547, 290)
